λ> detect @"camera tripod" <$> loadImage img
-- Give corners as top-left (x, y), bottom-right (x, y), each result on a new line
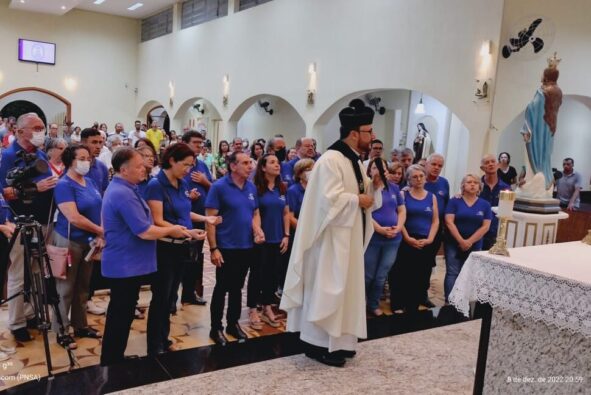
top-left (0, 215), bottom-right (77, 377)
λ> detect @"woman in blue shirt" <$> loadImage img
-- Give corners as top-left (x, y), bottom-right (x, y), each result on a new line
top-left (50, 145), bottom-right (104, 350)
top-left (364, 159), bottom-right (406, 316)
top-left (389, 164), bottom-right (439, 313)
top-left (100, 147), bottom-right (191, 366)
top-left (283, 158), bottom-right (314, 296)
top-left (136, 144), bottom-right (158, 199)
top-left (444, 174), bottom-right (492, 302)
top-left (248, 154), bottom-right (290, 329)
top-left (145, 143), bottom-right (217, 356)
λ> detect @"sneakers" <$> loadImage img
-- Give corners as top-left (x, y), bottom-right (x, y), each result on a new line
top-left (260, 307), bottom-right (280, 328)
top-left (249, 309), bottom-right (263, 331)
top-left (87, 300), bottom-right (106, 315)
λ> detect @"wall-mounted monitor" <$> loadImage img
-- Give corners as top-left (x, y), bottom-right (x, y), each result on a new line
top-left (18, 39), bottom-right (56, 65)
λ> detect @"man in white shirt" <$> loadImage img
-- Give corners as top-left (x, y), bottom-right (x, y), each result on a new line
top-left (127, 120), bottom-right (146, 146)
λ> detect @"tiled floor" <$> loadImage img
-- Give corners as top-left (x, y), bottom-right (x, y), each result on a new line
top-left (0, 252), bottom-right (448, 392)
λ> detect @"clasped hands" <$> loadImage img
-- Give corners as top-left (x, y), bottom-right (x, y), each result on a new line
top-left (406, 236), bottom-right (433, 249)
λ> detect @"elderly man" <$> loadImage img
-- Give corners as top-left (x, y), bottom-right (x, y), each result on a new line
top-left (285, 137), bottom-right (316, 185)
top-left (480, 154), bottom-right (510, 250)
top-left (231, 137), bottom-right (243, 153)
top-left (281, 99), bottom-right (381, 367)
top-left (0, 113), bottom-right (57, 341)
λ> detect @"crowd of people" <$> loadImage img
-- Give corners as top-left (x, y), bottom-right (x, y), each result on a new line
top-left (0, 110), bottom-right (584, 365)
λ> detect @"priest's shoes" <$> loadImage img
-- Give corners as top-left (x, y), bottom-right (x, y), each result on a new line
top-left (335, 350), bottom-right (356, 358)
top-left (304, 350), bottom-right (346, 367)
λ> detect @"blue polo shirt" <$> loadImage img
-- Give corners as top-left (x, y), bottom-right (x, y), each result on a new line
top-left (145, 170), bottom-right (193, 229)
top-left (137, 175), bottom-right (153, 200)
top-left (0, 140), bottom-right (53, 221)
top-left (287, 183), bottom-right (306, 219)
top-left (480, 177), bottom-right (510, 237)
top-left (88, 159), bottom-right (109, 195)
top-left (371, 182), bottom-right (404, 243)
top-left (259, 186), bottom-right (287, 244)
top-left (425, 176), bottom-right (449, 221)
top-left (445, 197), bottom-right (492, 250)
top-left (101, 177), bottom-right (156, 278)
top-left (205, 174), bottom-right (258, 249)
top-left (184, 159), bottom-right (213, 228)
top-left (54, 175), bottom-right (102, 243)
top-left (281, 163), bottom-right (294, 186)
top-left (404, 191), bottom-right (435, 237)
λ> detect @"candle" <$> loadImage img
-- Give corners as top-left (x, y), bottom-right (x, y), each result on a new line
top-left (497, 190), bottom-right (515, 218)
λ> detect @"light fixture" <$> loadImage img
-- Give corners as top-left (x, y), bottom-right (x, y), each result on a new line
top-left (19, 0), bottom-right (25, 4)
top-left (307, 62), bottom-right (317, 105)
top-left (128, 3), bottom-right (143, 11)
top-left (480, 40), bottom-right (492, 57)
top-left (415, 94), bottom-right (425, 114)
top-left (94, 0), bottom-right (106, 4)
top-left (64, 77), bottom-right (77, 91)
top-left (222, 74), bottom-right (229, 106)
top-left (61, 5), bottom-right (67, 10)
top-left (258, 100), bottom-right (274, 115)
top-left (168, 81), bottom-right (175, 107)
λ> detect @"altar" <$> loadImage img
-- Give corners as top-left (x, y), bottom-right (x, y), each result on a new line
top-left (449, 242), bottom-right (591, 394)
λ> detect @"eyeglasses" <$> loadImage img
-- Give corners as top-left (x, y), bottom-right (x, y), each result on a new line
top-left (356, 129), bottom-right (373, 135)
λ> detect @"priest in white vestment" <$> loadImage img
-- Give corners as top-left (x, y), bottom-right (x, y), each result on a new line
top-left (280, 99), bottom-right (382, 367)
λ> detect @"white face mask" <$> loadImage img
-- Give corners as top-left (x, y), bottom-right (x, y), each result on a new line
top-left (303, 170), bottom-right (312, 181)
top-left (74, 160), bottom-right (91, 176)
top-left (31, 131), bottom-right (46, 147)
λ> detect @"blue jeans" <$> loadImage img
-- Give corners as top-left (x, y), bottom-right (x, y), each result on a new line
top-left (364, 237), bottom-right (402, 310)
top-left (444, 242), bottom-right (480, 302)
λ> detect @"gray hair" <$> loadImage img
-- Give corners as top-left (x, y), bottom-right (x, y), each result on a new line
top-left (426, 153), bottom-right (445, 163)
top-left (16, 112), bottom-right (41, 129)
top-left (405, 163), bottom-right (426, 181)
top-left (480, 154), bottom-right (497, 165)
top-left (390, 148), bottom-right (401, 156)
top-left (460, 173), bottom-right (482, 194)
top-left (46, 137), bottom-right (67, 151)
top-left (267, 136), bottom-right (285, 152)
top-left (401, 147), bottom-right (414, 158)
top-left (107, 134), bottom-right (122, 148)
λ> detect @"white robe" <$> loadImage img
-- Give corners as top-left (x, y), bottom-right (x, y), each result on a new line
top-left (280, 149), bottom-right (381, 352)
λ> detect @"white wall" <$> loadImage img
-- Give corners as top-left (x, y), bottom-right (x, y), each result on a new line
top-left (137, 0), bottom-right (504, 174)
top-left (406, 91), bottom-right (452, 155)
top-left (0, 0), bottom-right (139, 129)
top-left (444, 114), bottom-right (471, 194)
top-left (490, 0), bottom-right (591, 153)
top-left (498, 95), bottom-right (591, 191)
top-left (236, 97), bottom-right (305, 148)
top-left (0, 90), bottom-right (67, 129)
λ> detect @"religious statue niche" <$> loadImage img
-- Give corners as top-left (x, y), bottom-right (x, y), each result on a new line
top-left (412, 122), bottom-right (432, 163)
top-left (516, 52), bottom-right (562, 202)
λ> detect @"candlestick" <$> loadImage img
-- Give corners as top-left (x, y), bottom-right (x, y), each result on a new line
top-left (489, 190), bottom-right (516, 256)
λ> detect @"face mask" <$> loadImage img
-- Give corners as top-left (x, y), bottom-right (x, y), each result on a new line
top-left (31, 131), bottom-right (45, 147)
top-left (74, 160), bottom-right (90, 176)
top-left (303, 170), bottom-right (312, 181)
top-left (275, 148), bottom-right (286, 162)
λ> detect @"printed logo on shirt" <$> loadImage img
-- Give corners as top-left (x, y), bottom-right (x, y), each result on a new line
top-left (476, 211), bottom-right (484, 216)
top-left (279, 195), bottom-right (286, 201)
top-left (425, 207), bottom-right (432, 212)
top-left (248, 193), bottom-right (255, 201)
top-left (438, 190), bottom-right (445, 196)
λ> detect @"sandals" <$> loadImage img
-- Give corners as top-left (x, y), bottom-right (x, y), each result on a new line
top-left (57, 334), bottom-right (78, 350)
top-left (74, 327), bottom-right (102, 339)
top-left (249, 309), bottom-right (263, 331)
top-left (261, 307), bottom-right (280, 328)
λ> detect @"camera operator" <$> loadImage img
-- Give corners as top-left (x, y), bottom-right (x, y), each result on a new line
top-left (0, 112), bottom-right (58, 342)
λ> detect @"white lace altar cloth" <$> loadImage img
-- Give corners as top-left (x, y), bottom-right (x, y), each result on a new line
top-left (449, 241), bottom-right (591, 337)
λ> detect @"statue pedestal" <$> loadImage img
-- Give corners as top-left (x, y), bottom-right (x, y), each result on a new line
top-left (492, 208), bottom-right (568, 247)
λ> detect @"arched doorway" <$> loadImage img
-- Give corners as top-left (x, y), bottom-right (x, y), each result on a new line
top-left (0, 100), bottom-right (47, 126)
top-left (147, 105), bottom-right (170, 132)
top-left (0, 87), bottom-right (71, 126)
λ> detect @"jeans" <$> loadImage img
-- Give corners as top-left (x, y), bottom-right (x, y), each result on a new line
top-left (364, 238), bottom-right (401, 310)
top-left (444, 242), bottom-right (480, 302)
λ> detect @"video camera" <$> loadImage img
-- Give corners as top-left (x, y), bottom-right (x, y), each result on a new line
top-left (5, 150), bottom-right (49, 204)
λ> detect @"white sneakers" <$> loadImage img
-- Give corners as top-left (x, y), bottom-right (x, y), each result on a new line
top-left (87, 300), bottom-right (106, 315)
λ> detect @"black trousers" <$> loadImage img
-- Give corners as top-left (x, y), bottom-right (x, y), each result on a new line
top-left (147, 241), bottom-right (188, 354)
top-left (100, 275), bottom-right (146, 366)
top-left (422, 228), bottom-right (443, 301)
top-left (210, 248), bottom-right (252, 330)
top-left (277, 233), bottom-right (295, 291)
top-left (182, 239), bottom-right (205, 299)
top-left (389, 234), bottom-right (433, 312)
top-left (247, 243), bottom-right (280, 308)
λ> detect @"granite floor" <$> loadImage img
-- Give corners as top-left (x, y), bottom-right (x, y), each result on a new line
top-left (112, 320), bottom-right (481, 395)
top-left (0, 254), bottom-right (449, 392)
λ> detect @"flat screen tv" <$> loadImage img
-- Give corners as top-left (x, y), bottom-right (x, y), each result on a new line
top-left (18, 39), bottom-right (56, 65)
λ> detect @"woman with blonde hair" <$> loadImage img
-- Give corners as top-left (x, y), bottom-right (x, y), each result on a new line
top-left (387, 161), bottom-right (404, 187)
top-left (443, 174), bottom-right (492, 302)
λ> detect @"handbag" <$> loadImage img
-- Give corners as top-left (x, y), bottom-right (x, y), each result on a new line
top-left (45, 198), bottom-right (71, 280)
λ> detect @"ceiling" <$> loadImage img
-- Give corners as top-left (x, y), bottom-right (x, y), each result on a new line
top-left (9, 0), bottom-right (177, 19)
